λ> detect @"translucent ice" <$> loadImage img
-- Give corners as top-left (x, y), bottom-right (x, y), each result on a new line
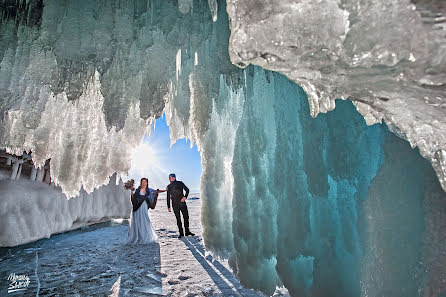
top-left (218, 68), bottom-right (446, 296)
top-left (226, 0), bottom-right (446, 192)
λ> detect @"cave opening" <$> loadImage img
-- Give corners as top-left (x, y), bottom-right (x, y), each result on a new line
top-left (127, 112), bottom-right (202, 202)
top-left (1, 0), bottom-right (446, 296)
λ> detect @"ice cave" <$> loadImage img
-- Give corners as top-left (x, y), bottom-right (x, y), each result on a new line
top-left (0, 0), bottom-right (446, 296)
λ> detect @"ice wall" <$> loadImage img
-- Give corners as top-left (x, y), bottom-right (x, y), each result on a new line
top-left (0, 174), bottom-right (131, 247)
top-left (215, 67), bottom-right (446, 297)
top-left (226, 0), bottom-right (446, 193)
top-left (1, 1), bottom-right (446, 297)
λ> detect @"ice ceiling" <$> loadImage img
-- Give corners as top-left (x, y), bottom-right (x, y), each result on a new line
top-left (1, 0), bottom-right (446, 296)
top-left (226, 0), bottom-right (446, 192)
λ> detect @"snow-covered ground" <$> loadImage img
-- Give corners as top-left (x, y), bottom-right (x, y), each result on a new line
top-left (0, 196), bottom-right (286, 296)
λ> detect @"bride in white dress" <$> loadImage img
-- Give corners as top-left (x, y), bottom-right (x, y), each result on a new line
top-left (125, 178), bottom-right (159, 245)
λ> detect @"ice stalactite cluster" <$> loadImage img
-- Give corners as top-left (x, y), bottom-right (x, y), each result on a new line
top-left (2, 72), bottom-right (147, 197)
top-left (1, 1), bottom-right (446, 297)
top-left (226, 0), bottom-right (446, 192)
top-left (0, 0), bottom-right (225, 197)
top-left (213, 68), bottom-right (446, 297)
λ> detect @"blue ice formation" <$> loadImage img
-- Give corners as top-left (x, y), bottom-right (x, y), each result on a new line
top-left (1, 1), bottom-right (446, 296)
top-left (221, 66), bottom-right (446, 297)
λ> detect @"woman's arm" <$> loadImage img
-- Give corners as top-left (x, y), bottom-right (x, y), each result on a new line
top-left (129, 186), bottom-right (135, 200)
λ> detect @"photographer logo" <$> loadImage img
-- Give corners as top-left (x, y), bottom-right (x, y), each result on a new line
top-left (7, 273), bottom-right (30, 293)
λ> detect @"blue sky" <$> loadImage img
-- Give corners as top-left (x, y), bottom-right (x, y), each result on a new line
top-left (128, 114), bottom-right (202, 192)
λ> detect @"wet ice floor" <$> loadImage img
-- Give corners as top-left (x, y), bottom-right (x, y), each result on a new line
top-left (0, 197), bottom-right (269, 296)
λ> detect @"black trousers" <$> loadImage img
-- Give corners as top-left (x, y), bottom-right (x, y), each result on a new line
top-left (173, 202), bottom-right (189, 235)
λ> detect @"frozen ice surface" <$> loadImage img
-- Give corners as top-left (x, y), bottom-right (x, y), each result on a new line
top-left (226, 0), bottom-right (446, 191)
top-left (0, 173), bottom-right (131, 247)
top-left (0, 196), bottom-right (265, 297)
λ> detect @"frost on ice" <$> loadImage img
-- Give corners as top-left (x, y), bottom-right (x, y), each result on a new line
top-left (1, 1), bottom-right (446, 297)
top-left (0, 0), bottom-right (222, 197)
top-left (226, 0), bottom-right (446, 192)
top-left (0, 172), bottom-right (131, 247)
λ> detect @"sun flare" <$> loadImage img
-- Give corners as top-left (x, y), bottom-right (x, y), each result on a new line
top-left (131, 143), bottom-right (157, 171)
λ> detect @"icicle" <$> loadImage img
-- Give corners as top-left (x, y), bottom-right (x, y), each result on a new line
top-left (194, 51), bottom-right (198, 66)
top-left (44, 169), bottom-right (51, 183)
top-left (150, 0), bottom-right (153, 25)
top-left (30, 167), bottom-right (37, 181)
top-left (10, 158), bottom-right (20, 180)
top-left (36, 168), bottom-right (45, 182)
top-left (208, 0), bottom-right (218, 22)
top-left (16, 164), bottom-right (23, 180)
top-left (176, 48), bottom-right (181, 82)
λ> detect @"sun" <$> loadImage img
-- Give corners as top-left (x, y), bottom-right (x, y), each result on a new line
top-left (131, 142), bottom-right (157, 171)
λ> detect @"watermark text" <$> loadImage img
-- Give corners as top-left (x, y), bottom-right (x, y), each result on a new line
top-left (7, 273), bottom-right (30, 293)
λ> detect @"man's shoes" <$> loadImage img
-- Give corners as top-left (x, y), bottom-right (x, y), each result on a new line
top-left (185, 231), bottom-right (195, 236)
top-left (178, 234), bottom-right (184, 239)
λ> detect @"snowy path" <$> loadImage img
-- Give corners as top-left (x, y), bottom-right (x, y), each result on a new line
top-left (0, 196), bottom-right (266, 296)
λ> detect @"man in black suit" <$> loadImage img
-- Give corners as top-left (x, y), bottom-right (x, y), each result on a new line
top-left (167, 173), bottom-right (195, 238)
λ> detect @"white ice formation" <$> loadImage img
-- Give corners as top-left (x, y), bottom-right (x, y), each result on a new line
top-left (0, 173), bottom-right (131, 247)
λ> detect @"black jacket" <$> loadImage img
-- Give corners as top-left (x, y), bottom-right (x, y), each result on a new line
top-left (131, 187), bottom-right (157, 212)
top-left (167, 180), bottom-right (189, 209)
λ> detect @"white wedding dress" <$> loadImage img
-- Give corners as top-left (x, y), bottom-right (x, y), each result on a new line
top-left (125, 190), bottom-right (158, 245)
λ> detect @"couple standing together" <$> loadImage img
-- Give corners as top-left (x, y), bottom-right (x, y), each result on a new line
top-left (125, 173), bottom-right (195, 245)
